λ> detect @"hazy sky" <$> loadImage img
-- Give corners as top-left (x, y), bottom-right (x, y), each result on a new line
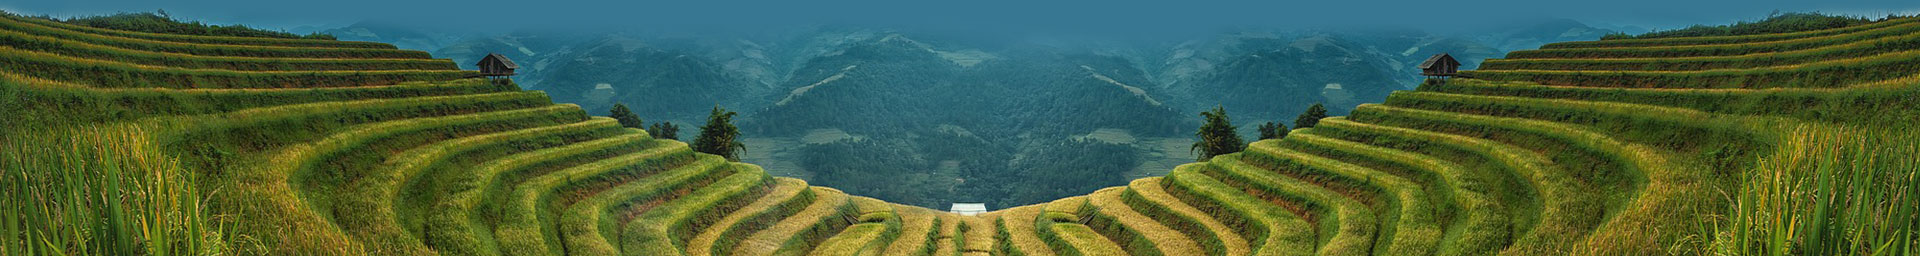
top-left (5, 0), bottom-right (1918, 34)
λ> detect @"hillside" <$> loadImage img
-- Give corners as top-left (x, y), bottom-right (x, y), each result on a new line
top-left (741, 34), bottom-right (1188, 208)
top-left (297, 23), bottom-right (1608, 211)
top-left (5, 10), bottom-right (1918, 256)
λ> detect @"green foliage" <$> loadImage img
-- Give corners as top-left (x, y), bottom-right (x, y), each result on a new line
top-left (559, 156), bottom-right (733, 255)
top-left (1547, 17), bottom-right (1914, 49)
top-left (1204, 154), bottom-right (1378, 255)
top-left (57, 11), bottom-right (334, 40)
top-left (619, 164), bottom-right (773, 256)
top-left (0, 15), bottom-right (427, 58)
top-left (1278, 131), bottom-right (1512, 255)
top-left (0, 47), bottom-right (472, 89)
top-left (2, 126), bottom-right (228, 255)
top-left (1608, 12), bottom-right (1877, 40)
top-left (693, 106), bottom-right (746, 161)
top-left (735, 189), bottom-right (859, 256)
top-left (1487, 29), bottom-right (1920, 72)
top-left (8, 7), bottom-right (1918, 256)
top-left (1714, 124), bottom-right (1920, 255)
top-left (608, 103), bottom-right (644, 129)
top-left (1470, 50), bottom-right (1920, 89)
top-left (0, 29), bottom-right (455, 71)
top-left (687, 179), bottom-right (815, 256)
top-left (1118, 178), bottom-right (1246, 256)
top-left (422, 134), bottom-right (653, 256)
top-left (492, 144), bottom-right (699, 256)
top-left (1508, 22), bottom-right (1920, 59)
top-left (1242, 141), bottom-right (1445, 255)
top-left (648, 122), bottom-right (681, 141)
top-left (1082, 187), bottom-right (1208, 256)
top-left (1423, 79), bottom-right (1920, 124)
top-left (1192, 106), bottom-right (1245, 161)
top-left (742, 46), bottom-right (1184, 138)
top-left (1160, 165), bottom-right (1317, 256)
top-left (1257, 122), bottom-right (1288, 140)
top-left (9, 76), bottom-right (514, 127)
top-left (1293, 103), bottom-right (1328, 129)
top-left (1007, 139), bottom-right (1141, 207)
top-left (801, 138), bottom-right (942, 208)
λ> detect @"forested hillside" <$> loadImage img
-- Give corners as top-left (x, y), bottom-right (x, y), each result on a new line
top-left (9, 9), bottom-right (1913, 256)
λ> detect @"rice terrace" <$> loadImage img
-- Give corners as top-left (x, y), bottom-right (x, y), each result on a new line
top-left (2, 1), bottom-right (1918, 255)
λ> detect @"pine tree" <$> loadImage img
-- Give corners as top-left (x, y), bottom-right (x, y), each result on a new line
top-left (1294, 103), bottom-right (1328, 129)
top-left (1191, 106), bottom-right (1245, 161)
top-left (693, 106), bottom-right (746, 161)
top-left (648, 122), bottom-right (681, 141)
top-left (608, 103), bottom-right (644, 129)
top-left (1258, 121), bottom-right (1289, 140)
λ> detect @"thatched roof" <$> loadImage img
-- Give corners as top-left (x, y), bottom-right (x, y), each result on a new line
top-left (480, 53), bottom-right (519, 69)
top-left (1418, 53), bottom-right (1457, 69)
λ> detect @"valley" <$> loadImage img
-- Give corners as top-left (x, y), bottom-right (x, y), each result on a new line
top-left (3, 7), bottom-right (1915, 256)
top-left (318, 21), bottom-right (1613, 208)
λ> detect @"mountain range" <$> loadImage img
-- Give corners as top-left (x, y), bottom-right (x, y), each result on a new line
top-left (317, 19), bottom-right (1613, 208)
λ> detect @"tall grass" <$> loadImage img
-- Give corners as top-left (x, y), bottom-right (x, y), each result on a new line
top-left (1714, 124), bottom-right (1920, 255)
top-left (1029, 196), bottom-right (1128, 256)
top-left (0, 46), bottom-right (473, 89)
top-left (492, 142), bottom-right (697, 255)
top-left (684, 178), bottom-right (816, 256)
top-left (1541, 17), bottom-right (1916, 49)
top-left (931, 215), bottom-right (959, 255)
top-left (731, 187), bottom-right (857, 256)
top-left (0, 29), bottom-right (456, 71)
top-left (619, 164), bottom-right (773, 256)
top-left (808, 221), bottom-right (900, 256)
top-left (1161, 165), bottom-right (1317, 256)
top-left (1278, 131), bottom-right (1511, 255)
top-left (1204, 155), bottom-right (1379, 255)
top-left (422, 133), bottom-right (651, 256)
top-left (1, 124), bottom-right (226, 255)
top-left (328, 117), bottom-right (621, 254)
top-left (1468, 50), bottom-right (1920, 89)
top-left (882, 207), bottom-right (947, 255)
top-left (1120, 177), bottom-right (1249, 256)
top-left (0, 15), bottom-right (429, 59)
top-left (988, 205), bottom-right (1056, 256)
top-left (6, 74), bottom-right (515, 125)
top-left (1423, 79), bottom-right (1920, 124)
top-left (1505, 22), bottom-right (1920, 59)
top-left (1082, 186), bottom-right (1205, 256)
top-left (1246, 140), bottom-right (1445, 255)
top-left (1044, 222), bottom-right (1129, 256)
top-left (1482, 31), bottom-right (1920, 71)
top-left (0, 12), bottom-right (396, 49)
top-left (809, 202), bottom-right (904, 256)
top-left (558, 155), bottom-right (731, 255)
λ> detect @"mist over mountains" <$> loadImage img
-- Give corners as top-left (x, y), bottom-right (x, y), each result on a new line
top-left (320, 20), bottom-right (1611, 208)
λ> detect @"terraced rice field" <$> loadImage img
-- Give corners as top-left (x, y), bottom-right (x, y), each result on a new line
top-left (5, 11), bottom-right (1917, 256)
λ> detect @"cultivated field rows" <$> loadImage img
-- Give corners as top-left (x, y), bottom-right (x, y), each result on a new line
top-left (5, 10), bottom-right (1915, 255)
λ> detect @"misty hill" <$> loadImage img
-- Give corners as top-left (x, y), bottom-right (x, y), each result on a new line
top-left (739, 33), bottom-right (1185, 207)
top-left (747, 34), bottom-right (1182, 137)
top-left (310, 21), bottom-right (1613, 208)
top-left (537, 36), bottom-right (769, 124)
top-left (11, 8), bottom-right (1917, 256)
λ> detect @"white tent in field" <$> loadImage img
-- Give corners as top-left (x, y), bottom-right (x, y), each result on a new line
top-left (949, 203), bottom-right (988, 216)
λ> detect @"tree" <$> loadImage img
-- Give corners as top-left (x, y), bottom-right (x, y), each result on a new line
top-left (608, 103), bottom-right (644, 129)
top-left (1258, 121), bottom-right (1289, 140)
top-left (1294, 103), bottom-right (1328, 129)
top-left (1191, 106), bottom-right (1245, 161)
top-left (693, 106), bottom-right (746, 161)
top-left (648, 122), bottom-right (681, 141)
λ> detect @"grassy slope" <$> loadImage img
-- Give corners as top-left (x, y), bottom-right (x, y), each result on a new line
top-left (5, 11), bottom-right (1916, 256)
